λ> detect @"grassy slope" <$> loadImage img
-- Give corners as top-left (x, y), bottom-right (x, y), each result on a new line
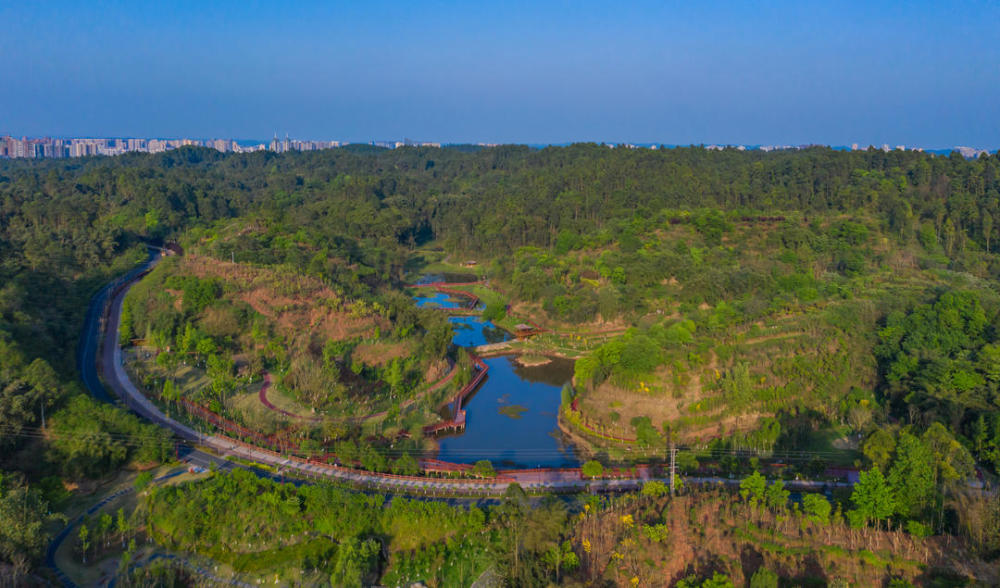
top-left (469, 215), bottom-right (993, 455)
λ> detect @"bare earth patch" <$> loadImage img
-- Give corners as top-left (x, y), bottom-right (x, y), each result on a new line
top-left (180, 255), bottom-right (383, 344)
top-left (352, 340), bottom-right (415, 368)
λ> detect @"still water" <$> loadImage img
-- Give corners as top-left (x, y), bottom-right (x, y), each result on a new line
top-left (416, 288), bottom-right (580, 467)
top-left (436, 355), bottom-right (579, 468)
top-left (414, 291), bottom-right (463, 309)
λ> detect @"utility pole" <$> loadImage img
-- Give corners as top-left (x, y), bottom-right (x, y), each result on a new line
top-left (669, 441), bottom-right (677, 496)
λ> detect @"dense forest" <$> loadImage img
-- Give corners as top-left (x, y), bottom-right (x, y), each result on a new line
top-left (2, 144), bottom-right (1000, 584)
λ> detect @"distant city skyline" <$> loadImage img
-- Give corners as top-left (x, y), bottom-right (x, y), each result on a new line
top-left (0, 132), bottom-right (995, 156)
top-left (5, 132), bottom-right (994, 162)
top-left (2, 2), bottom-right (998, 148)
top-left (0, 134), bottom-right (453, 159)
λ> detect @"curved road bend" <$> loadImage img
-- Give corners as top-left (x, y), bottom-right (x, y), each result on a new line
top-left (93, 253), bottom-right (851, 496)
top-left (95, 253), bottom-right (518, 493)
top-left (78, 251), bottom-right (160, 404)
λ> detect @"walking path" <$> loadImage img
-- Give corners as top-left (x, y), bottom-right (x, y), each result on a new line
top-left (96, 255), bottom-right (856, 499)
top-left (96, 259), bottom-right (569, 494)
top-left (256, 374), bottom-right (321, 422)
top-left (45, 469), bottom-right (186, 588)
top-left (256, 359), bottom-right (458, 423)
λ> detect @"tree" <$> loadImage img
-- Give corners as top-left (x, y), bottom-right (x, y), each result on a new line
top-left (749, 568), bottom-right (779, 588)
top-left (543, 541), bottom-right (578, 583)
top-left (631, 416), bottom-right (662, 447)
top-left (581, 460), bottom-right (604, 479)
top-left (849, 468), bottom-right (896, 530)
top-left (765, 480), bottom-right (789, 512)
top-left (641, 523), bottom-right (669, 543)
top-left (887, 432), bottom-right (936, 519)
top-left (863, 429), bottom-right (896, 471)
top-left (641, 480), bottom-right (668, 498)
top-left (497, 483), bottom-right (529, 575)
top-left (332, 536), bottom-right (379, 588)
top-left (921, 422), bottom-right (975, 486)
top-left (385, 358), bottom-right (404, 395)
top-left (471, 460), bottom-right (496, 478)
top-left (0, 472), bottom-right (52, 566)
top-left (98, 512), bottom-right (113, 547)
top-left (116, 508), bottom-right (129, 548)
top-left (77, 524), bottom-right (90, 564)
top-left (391, 453), bottom-right (419, 476)
top-left (802, 493), bottom-right (831, 525)
top-left (678, 572), bottom-right (735, 588)
top-left (982, 209), bottom-right (993, 252)
top-left (739, 471), bottom-right (767, 508)
top-left (118, 538), bottom-right (136, 579)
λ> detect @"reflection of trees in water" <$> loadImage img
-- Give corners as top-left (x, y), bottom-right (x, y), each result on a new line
top-left (414, 273), bottom-right (445, 285)
top-left (510, 356), bottom-right (575, 387)
top-left (415, 292), bottom-right (461, 309)
top-left (548, 429), bottom-right (578, 461)
top-left (481, 325), bottom-right (509, 344)
top-left (451, 320), bottom-right (474, 331)
top-left (446, 316), bottom-right (511, 346)
top-left (413, 273), bottom-right (477, 285)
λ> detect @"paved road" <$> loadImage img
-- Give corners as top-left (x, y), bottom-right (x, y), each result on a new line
top-left (52, 251), bottom-right (856, 587)
top-left (77, 254), bottom-right (158, 403)
top-left (91, 254), bottom-right (855, 498)
top-left (93, 254), bottom-right (518, 494)
top-left (45, 469), bottom-right (186, 588)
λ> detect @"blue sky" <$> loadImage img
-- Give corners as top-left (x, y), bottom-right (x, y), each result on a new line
top-left (1, 0), bottom-right (998, 147)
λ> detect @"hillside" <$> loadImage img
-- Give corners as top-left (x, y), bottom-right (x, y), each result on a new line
top-left (1, 145), bottom-right (1000, 583)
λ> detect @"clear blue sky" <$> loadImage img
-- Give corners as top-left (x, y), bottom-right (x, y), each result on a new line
top-left (1, 0), bottom-right (998, 147)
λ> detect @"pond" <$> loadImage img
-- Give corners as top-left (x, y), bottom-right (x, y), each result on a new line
top-left (447, 315), bottom-right (510, 347)
top-left (414, 291), bottom-right (463, 309)
top-left (436, 355), bottom-right (579, 468)
top-left (414, 279), bottom-right (580, 467)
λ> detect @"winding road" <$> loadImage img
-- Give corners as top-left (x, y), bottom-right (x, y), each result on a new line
top-left (50, 252), bottom-right (856, 586)
top-left (84, 253), bottom-right (854, 497)
top-left (85, 253), bottom-right (595, 494)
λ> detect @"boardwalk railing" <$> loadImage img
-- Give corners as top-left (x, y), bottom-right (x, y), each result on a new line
top-left (411, 281), bottom-right (483, 309)
top-left (423, 354), bottom-right (489, 435)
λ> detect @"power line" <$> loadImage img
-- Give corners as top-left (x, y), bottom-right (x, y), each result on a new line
top-left (0, 425), bottom-right (860, 466)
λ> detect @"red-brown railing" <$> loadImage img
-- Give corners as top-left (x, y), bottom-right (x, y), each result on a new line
top-left (423, 354), bottom-right (488, 434)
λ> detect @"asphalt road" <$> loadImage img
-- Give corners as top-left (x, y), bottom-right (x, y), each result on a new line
top-left (77, 253), bottom-right (159, 404)
top-left (86, 252), bottom-right (855, 497)
top-left (88, 253), bottom-right (521, 493)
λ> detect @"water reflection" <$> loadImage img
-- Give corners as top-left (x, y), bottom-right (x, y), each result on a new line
top-left (414, 276), bottom-right (580, 467)
top-left (448, 316), bottom-right (510, 347)
top-left (414, 291), bottom-right (462, 309)
top-left (413, 272), bottom-right (478, 285)
top-left (437, 355), bottom-right (579, 468)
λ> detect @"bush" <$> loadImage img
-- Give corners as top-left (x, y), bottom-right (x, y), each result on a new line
top-left (749, 568), bottom-right (779, 588)
top-left (134, 472), bottom-right (154, 491)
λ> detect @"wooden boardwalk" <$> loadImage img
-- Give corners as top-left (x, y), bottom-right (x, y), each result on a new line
top-left (423, 354), bottom-right (489, 435)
